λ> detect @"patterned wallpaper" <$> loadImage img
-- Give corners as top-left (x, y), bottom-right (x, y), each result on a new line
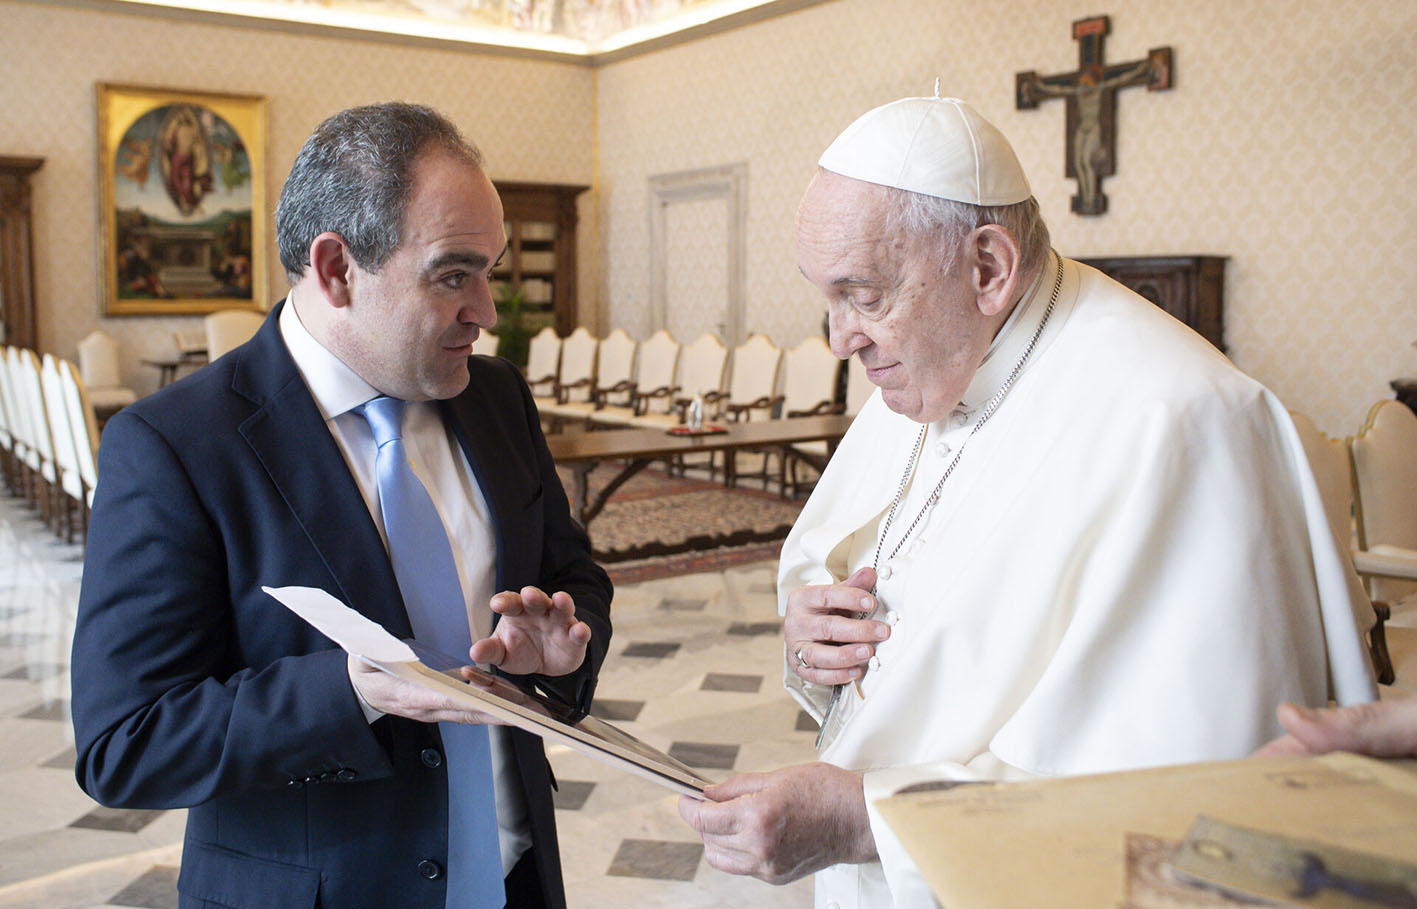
top-left (594, 0), bottom-right (1417, 436)
top-left (1, 0), bottom-right (594, 396)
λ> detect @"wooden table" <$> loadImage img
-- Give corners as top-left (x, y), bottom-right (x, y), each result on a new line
top-left (546, 414), bottom-right (856, 528)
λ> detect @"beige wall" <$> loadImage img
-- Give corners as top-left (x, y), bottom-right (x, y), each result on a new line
top-left (595, 0), bottom-right (1417, 435)
top-left (1, 0), bottom-right (595, 395)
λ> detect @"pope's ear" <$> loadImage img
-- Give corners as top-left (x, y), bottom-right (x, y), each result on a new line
top-left (971, 225), bottom-right (1021, 317)
top-left (308, 232), bottom-right (355, 308)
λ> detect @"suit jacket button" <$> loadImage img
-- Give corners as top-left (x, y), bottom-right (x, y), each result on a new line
top-left (318, 771), bottom-right (335, 783)
top-left (287, 780), bottom-right (304, 788)
top-left (417, 859), bottom-right (443, 880)
top-left (336, 769), bottom-right (357, 782)
top-left (420, 748), bottom-right (443, 769)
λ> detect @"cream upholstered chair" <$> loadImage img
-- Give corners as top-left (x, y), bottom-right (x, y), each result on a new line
top-left (1351, 401), bottom-right (1417, 625)
top-left (471, 329), bottom-right (499, 357)
top-left (716, 333), bottom-right (784, 486)
top-left (59, 357), bottom-right (101, 536)
top-left (0, 347), bottom-right (17, 492)
top-left (539, 327), bottom-right (598, 429)
top-left (844, 353), bottom-right (875, 417)
top-left (524, 326), bottom-right (561, 411)
top-left (76, 330), bottom-right (138, 413)
top-left (15, 348), bottom-right (56, 522)
top-left (778, 336), bottom-right (846, 497)
top-left (553, 329), bottom-right (637, 428)
top-left (630, 332), bottom-right (727, 431)
top-left (41, 354), bottom-right (83, 541)
top-left (205, 310), bottom-right (266, 361)
top-left (4, 348), bottom-right (34, 498)
top-left (1291, 410), bottom-right (1417, 689)
top-left (592, 330), bottom-right (679, 427)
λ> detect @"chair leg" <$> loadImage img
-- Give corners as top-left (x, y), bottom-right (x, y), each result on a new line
top-left (1370, 600), bottom-right (1396, 685)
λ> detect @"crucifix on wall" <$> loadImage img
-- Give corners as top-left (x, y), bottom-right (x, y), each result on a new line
top-left (1016, 15), bottom-right (1172, 216)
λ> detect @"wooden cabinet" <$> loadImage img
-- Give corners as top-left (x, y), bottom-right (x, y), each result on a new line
top-left (493, 181), bottom-right (588, 338)
top-left (1077, 255), bottom-right (1226, 353)
top-left (0, 156), bottom-right (43, 349)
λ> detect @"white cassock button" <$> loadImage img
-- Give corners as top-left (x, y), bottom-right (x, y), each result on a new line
top-left (934, 440), bottom-right (951, 457)
top-left (878, 564), bottom-right (893, 581)
top-left (949, 411), bottom-right (969, 429)
top-left (885, 610), bottom-right (899, 625)
top-left (868, 655), bottom-right (881, 672)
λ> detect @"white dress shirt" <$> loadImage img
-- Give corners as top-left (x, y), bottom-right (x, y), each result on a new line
top-left (279, 293), bottom-right (531, 874)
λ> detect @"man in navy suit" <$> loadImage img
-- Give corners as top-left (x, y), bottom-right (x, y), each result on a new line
top-left (70, 102), bottom-right (612, 908)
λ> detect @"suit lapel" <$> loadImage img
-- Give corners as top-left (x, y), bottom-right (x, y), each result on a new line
top-left (232, 304), bottom-right (411, 636)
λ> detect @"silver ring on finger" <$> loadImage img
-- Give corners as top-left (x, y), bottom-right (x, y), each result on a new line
top-left (795, 645), bottom-right (809, 669)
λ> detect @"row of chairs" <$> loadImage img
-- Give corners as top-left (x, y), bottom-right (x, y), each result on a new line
top-left (0, 347), bottom-right (104, 543)
top-left (1292, 400), bottom-right (1417, 689)
top-left (518, 326), bottom-right (872, 495)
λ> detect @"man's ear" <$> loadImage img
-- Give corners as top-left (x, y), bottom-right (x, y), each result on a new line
top-left (308, 232), bottom-right (355, 308)
top-left (970, 225), bottom-right (1022, 317)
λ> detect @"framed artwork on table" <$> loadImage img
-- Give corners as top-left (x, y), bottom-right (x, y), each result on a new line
top-left (96, 83), bottom-right (267, 315)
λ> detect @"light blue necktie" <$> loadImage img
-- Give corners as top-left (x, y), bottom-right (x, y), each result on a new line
top-left (361, 396), bottom-right (504, 909)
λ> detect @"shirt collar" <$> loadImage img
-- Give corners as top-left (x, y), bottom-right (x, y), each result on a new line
top-left (279, 288), bottom-right (379, 420)
top-left (955, 248), bottom-right (1057, 413)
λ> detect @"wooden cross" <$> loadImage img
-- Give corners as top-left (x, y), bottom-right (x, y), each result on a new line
top-left (1016, 15), bottom-right (1172, 216)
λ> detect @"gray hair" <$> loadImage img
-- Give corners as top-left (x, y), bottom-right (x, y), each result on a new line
top-left (881, 188), bottom-right (1051, 281)
top-left (275, 102), bottom-right (483, 282)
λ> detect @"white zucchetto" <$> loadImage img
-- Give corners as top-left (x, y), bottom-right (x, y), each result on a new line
top-left (818, 96), bottom-right (1032, 206)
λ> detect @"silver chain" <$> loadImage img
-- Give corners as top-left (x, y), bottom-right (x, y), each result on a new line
top-left (818, 251), bottom-right (1064, 749)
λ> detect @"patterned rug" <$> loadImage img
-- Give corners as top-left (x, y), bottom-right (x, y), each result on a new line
top-left (554, 461), bottom-right (804, 583)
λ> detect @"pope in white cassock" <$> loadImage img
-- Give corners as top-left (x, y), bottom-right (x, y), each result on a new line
top-left (677, 93), bottom-right (1379, 908)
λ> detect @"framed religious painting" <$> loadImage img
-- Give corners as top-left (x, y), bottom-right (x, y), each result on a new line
top-left (96, 83), bottom-right (268, 315)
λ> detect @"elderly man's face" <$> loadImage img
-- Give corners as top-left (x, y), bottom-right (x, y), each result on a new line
top-left (796, 171), bottom-right (992, 423)
top-left (336, 149), bottom-right (505, 401)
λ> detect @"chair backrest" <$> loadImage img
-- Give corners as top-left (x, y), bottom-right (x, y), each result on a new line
top-left (844, 354), bottom-right (874, 416)
top-left (471, 330), bottom-right (499, 357)
top-left (4, 348), bottom-right (32, 456)
top-left (524, 327), bottom-right (561, 392)
top-left (781, 336), bottom-right (840, 417)
top-left (0, 346), bottom-right (14, 448)
top-left (635, 330), bottom-right (680, 413)
top-left (205, 310), bottom-right (266, 361)
top-left (595, 329), bottom-right (637, 402)
top-left (677, 332), bottom-right (728, 400)
top-left (76, 330), bottom-right (124, 388)
top-left (726, 334), bottom-right (782, 412)
top-left (1351, 400), bottom-right (1417, 604)
top-left (41, 353), bottom-right (81, 498)
top-left (557, 327), bottom-right (598, 402)
top-left (59, 358), bottom-right (100, 503)
top-left (17, 348), bottom-right (53, 472)
top-left (1289, 411), bottom-right (1354, 553)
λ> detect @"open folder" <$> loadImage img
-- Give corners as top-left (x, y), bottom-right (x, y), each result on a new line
top-left (264, 585), bottom-right (715, 798)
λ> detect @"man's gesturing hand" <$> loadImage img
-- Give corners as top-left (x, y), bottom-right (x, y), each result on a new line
top-left (784, 566), bottom-right (890, 685)
top-left (470, 586), bottom-right (591, 677)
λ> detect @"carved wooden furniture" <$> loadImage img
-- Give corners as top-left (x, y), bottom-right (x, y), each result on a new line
top-left (1078, 255), bottom-right (1226, 352)
top-left (493, 181), bottom-right (588, 338)
top-left (0, 156), bottom-right (43, 349)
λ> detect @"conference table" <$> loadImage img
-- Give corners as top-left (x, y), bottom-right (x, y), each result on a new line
top-left (546, 414), bottom-right (857, 536)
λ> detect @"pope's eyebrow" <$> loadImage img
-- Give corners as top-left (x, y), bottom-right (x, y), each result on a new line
top-left (796, 265), bottom-right (877, 287)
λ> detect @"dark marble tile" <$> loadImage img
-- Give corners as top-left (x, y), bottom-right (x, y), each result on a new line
top-left (42, 744), bottom-right (77, 769)
top-left (700, 673), bottom-right (762, 693)
top-left (18, 698), bottom-right (68, 721)
top-left (2, 661), bottom-right (65, 680)
top-left (621, 642), bottom-right (680, 659)
top-left (553, 779), bottom-right (596, 811)
top-left (69, 806), bottom-right (166, 834)
top-left (108, 864), bottom-right (179, 908)
top-left (796, 710), bottom-right (819, 733)
top-left (606, 839), bottom-right (703, 882)
top-left (590, 699), bottom-right (645, 721)
top-left (726, 621), bottom-right (780, 636)
top-left (0, 606), bottom-right (32, 619)
top-left (667, 741), bottom-right (738, 770)
top-left (658, 597), bottom-right (707, 612)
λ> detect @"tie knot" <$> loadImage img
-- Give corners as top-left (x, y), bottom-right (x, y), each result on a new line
top-left (361, 395), bottom-right (407, 446)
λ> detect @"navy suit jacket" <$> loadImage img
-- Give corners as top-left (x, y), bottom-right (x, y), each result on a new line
top-left (71, 304), bottom-right (612, 908)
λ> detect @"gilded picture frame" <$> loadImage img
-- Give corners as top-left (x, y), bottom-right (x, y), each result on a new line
top-left (97, 83), bottom-right (267, 315)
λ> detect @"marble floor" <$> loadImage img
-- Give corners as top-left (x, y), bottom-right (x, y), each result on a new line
top-left (0, 494), bottom-right (816, 908)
